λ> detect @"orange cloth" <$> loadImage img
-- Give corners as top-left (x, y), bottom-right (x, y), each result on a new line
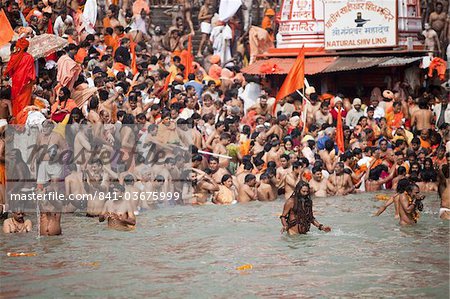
top-left (51, 98), bottom-right (78, 114)
top-left (74, 47), bottom-right (88, 63)
top-left (104, 35), bottom-right (114, 48)
top-left (103, 17), bottom-right (111, 29)
top-left (25, 8), bottom-right (42, 22)
top-left (274, 47), bottom-right (304, 114)
top-left (0, 9), bottom-right (14, 47)
top-left (4, 40), bottom-right (35, 117)
top-left (0, 163), bottom-right (5, 186)
top-left (56, 55), bottom-right (82, 91)
top-left (261, 16), bottom-right (272, 29)
top-left (336, 109), bottom-right (345, 153)
top-left (181, 35), bottom-right (193, 79)
top-left (386, 111), bottom-right (403, 129)
top-left (112, 62), bottom-right (126, 72)
top-left (428, 57), bottom-right (447, 81)
top-left (208, 64), bottom-right (222, 80)
top-left (419, 138), bottom-right (431, 149)
top-left (130, 42), bottom-right (138, 75)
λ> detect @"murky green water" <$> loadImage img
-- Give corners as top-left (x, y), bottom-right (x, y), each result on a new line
top-left (1, 192), bottom-right (449, 298)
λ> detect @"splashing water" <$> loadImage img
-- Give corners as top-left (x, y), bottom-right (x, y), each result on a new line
top-left (35, 201), bottom-right (41, 239)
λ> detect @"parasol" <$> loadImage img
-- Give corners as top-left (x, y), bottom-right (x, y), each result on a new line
top-left (28, 34), bottom-right (68, 59)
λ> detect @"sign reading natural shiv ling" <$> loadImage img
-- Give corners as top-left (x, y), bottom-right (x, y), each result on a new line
top-left (324, 0), bottom-right (397, 50)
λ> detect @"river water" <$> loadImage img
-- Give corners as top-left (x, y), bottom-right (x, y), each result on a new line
top-left (1, 192), bottom-right (449, 298)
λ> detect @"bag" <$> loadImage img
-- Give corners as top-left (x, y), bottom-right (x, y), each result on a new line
top-left (51, 100), bottom-right (68, 123)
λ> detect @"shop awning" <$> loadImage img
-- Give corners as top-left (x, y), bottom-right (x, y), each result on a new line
top-left (378, 57), bottom-right (423, 67)
top-left (321, 57), bottom-right (392, 73)
top-left (241, 56), bottom-right (337, 76)
top-left (242, 56), bottom-right (423, 76)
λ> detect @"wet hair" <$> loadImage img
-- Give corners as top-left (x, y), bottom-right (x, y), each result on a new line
top-left (325, 139), bottom-right (334, 152)
top-left (292, 161), bottom-right (301, 169)
top-left (221, 174), bottom-right (232, 184)
top-left (396, 178), bottom-right (410, 193)
top-left (312, 166), bottom-right (322, 174)
top-left (243, 162), bottom-right (254, 170)
top-left (260, 173), bottom-right (269, 181)
top-left (192, 154), bottom-right (203, 162)
top-left (123, 174), bottom-right (135, 185)
top-left (368, 164), bottom-right (388, 181)
top-left (244, 174), bottom-right (256, 183)
top-left (397, 166), bottom-right (406, 175)
top-left (406, 183), bottom-right (419, 194)
top-left (209, 156), bottom-right (219, 163)
top-left (267, 161), bottom-right (277, 169)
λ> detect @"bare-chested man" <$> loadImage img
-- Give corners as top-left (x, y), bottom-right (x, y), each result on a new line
top-left (246, 95), bottom-right (271, 117)
top-left (314, 102), bottom-right (333, 127)
top-left (190, 168), bottom-right (219, 204)
top-left (398, 183), bottom-right (425, 226)
top-left (422, 23), bottom-right (441, 54)
top-left (276, 154), bottom-right (291, 193)
top-left (213, 133), bottom-right (231, 168)
top-left (3, 210), bottom-right (32, 233)
top-left (265, 140), bottom-right (284, 166)
top-left (309, 166), bottom-right (328, 197)
top-left (237, 174), bottom-right (258, 203)
top-left (437, 155), bottom-right (450, 220)
top-left (284, 161), bottom-right (303, 200)
top-left (319, 139), bottom-right (337, 174)
top-left (197, 0), bottom-right (214, 57)
top-left (411, 98), bottom-right (434, 131)
top-left (257, 173), bottom-right (276, 201)
top-left (327, 162), bottom-right (354, 196)
top-left (99, 184), bottom-right (136, 231)
top-left (429, 2), bottom-right (447, 43)
top-left (364, 163), bottom-right (396, 192)
top-left (208, 156), bottom-right (230, 184)
top-left (31, 120), bottom-right (67, 191)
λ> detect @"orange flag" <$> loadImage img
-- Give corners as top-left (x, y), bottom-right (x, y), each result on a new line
top-left (336, 109), bottom-right (345, 153)
top-left (273, 46), bottom-right (305, 114)
top-left (185, 35), bottom-right (193, 79)
top-left (163, 73), bottom-right (171, 91)
top-left (0, 9), bottom-right (14, 48)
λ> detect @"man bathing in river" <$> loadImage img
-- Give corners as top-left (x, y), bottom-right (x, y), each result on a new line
top-left (3, 209), bottom-right (32, 233)
top-left (99, 184), bottom-right (136, 231)
top-left (398, 183), bottom-right (425, 226)
top-left (437, 154), bottom-right (450, 220)
top-left (280, 181), bottom-right (331, 235)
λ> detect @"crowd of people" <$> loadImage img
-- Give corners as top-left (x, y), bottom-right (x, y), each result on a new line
top-left (0, 0), bottom-right (449, 236)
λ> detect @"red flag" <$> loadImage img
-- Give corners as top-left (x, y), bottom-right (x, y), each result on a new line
top-left (336, 109), bottom-right (345, 153)
top-left (273, 47), bottom-right (305, 114)
top-left (185, 35), bottom-right (193, 79)
top-left (0, 9), bottom-right (14, 47)
top-left (46, 18), bottom-right (58, 61)
top-left (130, 41), bottom-right (138, 75)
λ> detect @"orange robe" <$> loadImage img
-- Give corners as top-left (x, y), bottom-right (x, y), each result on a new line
top-left (5, 52), bottom-right (35, 117)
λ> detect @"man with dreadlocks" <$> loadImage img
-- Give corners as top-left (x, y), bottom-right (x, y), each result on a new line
top-left (280, 181), bottom-right (331, 235)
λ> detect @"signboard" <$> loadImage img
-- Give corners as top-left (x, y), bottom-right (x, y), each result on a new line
top-left (324, 0), bottom-right (397, 50)
top-left (291, 0), bottom-right (314, 20)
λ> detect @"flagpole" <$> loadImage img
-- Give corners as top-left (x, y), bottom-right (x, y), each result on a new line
top-left (296, 89), bottom-right (310, 134)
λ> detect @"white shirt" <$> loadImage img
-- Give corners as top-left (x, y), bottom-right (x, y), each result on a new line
top-left (54, 15), bottom-right (74, 36)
